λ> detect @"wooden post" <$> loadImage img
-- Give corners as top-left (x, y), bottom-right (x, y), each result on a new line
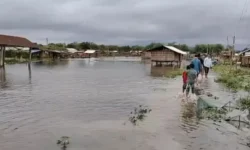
top-left (0, 46), bottom-right (5, 67)
top-left (2, 47), bottom-right (5, 67)
top-left (0, 46), bottom-right (2, 67)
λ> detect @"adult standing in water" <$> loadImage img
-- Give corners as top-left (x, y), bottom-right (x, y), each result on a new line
top-left (191, 54), bottom-right (201, 77)
top-left (204, 54), bottom-right (212, 78)
top-left (197, 53), bottom-right (204, 78)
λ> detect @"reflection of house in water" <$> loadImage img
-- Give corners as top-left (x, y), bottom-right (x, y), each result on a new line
top-left (32, 59), bottom-right (69, 68)
top-left (147, 45), bottom-right (187, 67)
top-left (0, 67), bottom-right (7, 88)
top-left (32, 50), bottom-right (68, 59)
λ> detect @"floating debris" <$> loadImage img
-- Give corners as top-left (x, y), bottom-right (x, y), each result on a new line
top-left (57, 136), bottom-right (70, 150)
top-left (128, 105), bottom-right (152, 126)
top-left (206, 92), bottom-right (213, 97)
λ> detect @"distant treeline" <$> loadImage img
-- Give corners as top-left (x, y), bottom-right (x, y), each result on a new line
top-left (37, 41), bottom-right (225, 54)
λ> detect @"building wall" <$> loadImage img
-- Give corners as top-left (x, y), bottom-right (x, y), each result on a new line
top-left (144, 52), bottom-right (151, 59)
top-left (151, 49), bottom-right (181, 61)
top-left (241, 56), bottom-right (250, 66)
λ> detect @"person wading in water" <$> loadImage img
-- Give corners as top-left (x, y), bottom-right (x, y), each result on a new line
top-left (186, 64), bottom-right (197, 97)
top-left (191, 54), bottom-right (201, 77)
top-left (204, 54), bottom-right (213, 78)
top-left (197, 53), bottom-right (204, 78)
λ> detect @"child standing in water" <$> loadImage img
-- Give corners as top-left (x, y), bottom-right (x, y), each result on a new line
top-left (182, 65), bottom-right (190, 93)
top-left (186, 64), bottom-right (197, 97)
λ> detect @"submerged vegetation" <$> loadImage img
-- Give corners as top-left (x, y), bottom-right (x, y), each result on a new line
top-left (128, 105), bottom-right (152, 126)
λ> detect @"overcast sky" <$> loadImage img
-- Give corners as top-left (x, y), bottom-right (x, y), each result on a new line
top-left (0, 0), bottom-right (249, 49)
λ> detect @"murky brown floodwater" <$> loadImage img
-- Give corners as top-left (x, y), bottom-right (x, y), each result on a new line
top-left (0, 57), bottom-right (249, 150)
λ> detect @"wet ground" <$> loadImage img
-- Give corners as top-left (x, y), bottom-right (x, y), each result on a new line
top-left (0, 57), bottom-right (249, 150)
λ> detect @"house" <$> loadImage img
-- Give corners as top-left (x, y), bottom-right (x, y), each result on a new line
top-left (73, 50), bottom-right (85, 58)
top-left (34, 49), bottom-right (68, 59)
top-left (0, 34), bottom-right (37, 67)
top-left (220, 51), bottom-right (233, 64)
top-left (238, 49), bottom-right (250, 67)
top-left (219, 50), bottom-right (239, 64)
top-left (66, 48), bottom-right (78, 53)
top-left (84, 49), bottom-right (99, 58)
top-left (141, 50), bottom-right (151, 59)
top-left (147, 45), bottom-right (187, 67)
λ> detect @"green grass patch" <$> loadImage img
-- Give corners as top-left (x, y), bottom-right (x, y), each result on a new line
top-left (237, 96), bottom-right (250, 110)
top-left (213, 65), bottom-right (250, 91)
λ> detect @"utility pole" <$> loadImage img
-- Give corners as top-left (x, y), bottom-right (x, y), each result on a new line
top-left (227, 36), bottom-right (229, 50)
top-left (230, 36), bottom-right (236, 70)
top-left (46, 38), bottom-right (48, 45)
top-left (233, 36), bottom-right (236, 69)
top-left (207, 44), bottom-right (209, 54)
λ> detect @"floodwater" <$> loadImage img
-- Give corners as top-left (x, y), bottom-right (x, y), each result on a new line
top-left (0, 57), bottom-right (249, 150)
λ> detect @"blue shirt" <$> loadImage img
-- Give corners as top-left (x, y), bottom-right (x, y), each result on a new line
top-left (191, 58), bottom-right (201, 73)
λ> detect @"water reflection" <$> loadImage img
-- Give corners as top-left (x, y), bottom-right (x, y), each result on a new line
top-left (28, 63), bottom-right (31, 81)
top-left (141, 59), bottom-right (151, 64)
top-left (0, 67), bottom-right (7, 88)
top-left (32, 60), bottom-right (69, 68)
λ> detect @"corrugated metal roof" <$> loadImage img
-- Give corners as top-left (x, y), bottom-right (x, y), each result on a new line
top-left (0, 34), bottom-right (37, 48)
top-left (84, 50), bottom-right (96, 54)
top-left (147, 44), bottom-right (187, 55)
top-left (66, 48), bottom-right (78, 53)
top-left (164, 45), bottom-right (187, 55)
top-left (31, 50), bottom-right (41, 53)
top-left (239, 49), bottom-right (250, 56)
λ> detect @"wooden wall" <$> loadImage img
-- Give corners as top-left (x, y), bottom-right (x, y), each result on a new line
top-left (142, 51), bottom-right (151, 59)
top-left (241, 56), bottom-right (250, 67)
top-left (151, 49), bottom-right (181, 62)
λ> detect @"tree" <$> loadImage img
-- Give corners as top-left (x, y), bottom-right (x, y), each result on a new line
top-left (144, 43), bottom-right (162, 50)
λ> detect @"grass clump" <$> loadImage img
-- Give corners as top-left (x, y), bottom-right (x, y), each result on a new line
top-left (213, 65), bottom-right (250, 91)
top-left (237, 96), bottom-right (250, 110)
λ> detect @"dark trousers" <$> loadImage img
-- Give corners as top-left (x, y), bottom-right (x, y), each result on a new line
top-left (204, 67), bottom-right (209, 75)
top-left (186, 83), bottom-right (195, 95)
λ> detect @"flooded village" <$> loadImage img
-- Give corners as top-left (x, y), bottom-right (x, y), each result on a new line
top-left (1, 34), bottom-right (250, 150)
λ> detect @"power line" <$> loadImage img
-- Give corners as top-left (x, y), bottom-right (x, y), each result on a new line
top-left (235, 0), bottom-right (249, 35)
top-left (233, 0), bottom-right (249, 49)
